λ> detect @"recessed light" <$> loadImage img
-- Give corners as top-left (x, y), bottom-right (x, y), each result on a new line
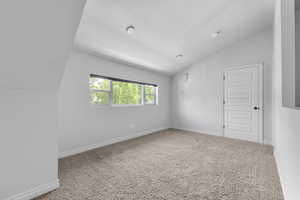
top-left (211, 30), bottom-right (222, 38)
top-left (126, 25), bottom-right (135, 34)
top-left (176, 54), bottom-right (183, 59)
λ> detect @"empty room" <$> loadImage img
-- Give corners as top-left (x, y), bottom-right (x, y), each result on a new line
top-left (1, 0), bottom-right (300, 200)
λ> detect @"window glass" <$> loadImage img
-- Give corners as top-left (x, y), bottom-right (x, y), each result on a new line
top-left (144, 85), bottom-right (156, 104)
top-left (89, 75), bottom-right (157, 106)
top-left (90, 91), bottom-right (110, 104)
top-left (89, 77), bottom-right (110, 91)
top-left (145, 94), bottom-right (155, 104)
top-left (144, 85), bottom-right (155, 95)
top-left (112, 81), bottom-right (142, 105)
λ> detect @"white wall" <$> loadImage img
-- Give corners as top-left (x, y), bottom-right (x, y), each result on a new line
top-left (0, 1), bottom-right (86, 199)
top-left (280, 0), bottom-right (296, 109)
top-left (0, 90), bottom-right (58, 199)
top-left (295, 9), bottom-right (300, 107)
top-left (273, 0), bottom-right (300, 199)
top-left (172, 29), bottom-right (274, 144)
top-left (58, 49), bottom-right (171, 157)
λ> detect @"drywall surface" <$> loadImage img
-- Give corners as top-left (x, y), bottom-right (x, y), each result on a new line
top-left (280, 0), bottom-right (296, 108)
top-left (273, 0), bottom-right (300, 199)
top-left (0, 90), bottom-right (58, 199)
top-left (295, 10), bottom-right (300, 107)
top-left (58, 50), bottom-right (171, 156)
top-left (172, 29), bottom-right (273, 144)
top-left (0, 0), bottom-right (86, 199)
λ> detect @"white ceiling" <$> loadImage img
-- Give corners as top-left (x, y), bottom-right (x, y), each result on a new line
top-left (74, 0), bottom-right (274, 75)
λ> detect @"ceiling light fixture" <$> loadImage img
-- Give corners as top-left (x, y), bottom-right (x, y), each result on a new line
top-left (211, 30), bottom-right (222, 38)
top-left (176, 54), bottom-right (183, 59)
top-left (126, 25), bottom-right (135, 34)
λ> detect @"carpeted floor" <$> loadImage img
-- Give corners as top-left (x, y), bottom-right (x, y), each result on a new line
top-left (36, 129), bottom-right (283, 200)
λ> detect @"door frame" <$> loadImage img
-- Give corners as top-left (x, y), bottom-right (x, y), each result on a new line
top-left (220, 63), bottom-right (264, 144)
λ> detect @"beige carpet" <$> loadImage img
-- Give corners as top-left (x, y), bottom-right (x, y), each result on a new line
top-left (36, 129), bottom-right (283, 200)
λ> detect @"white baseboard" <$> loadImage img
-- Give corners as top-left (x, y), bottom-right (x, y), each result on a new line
top-left (59, 127), bottom-right (169, 159)
top-left (172, 127), bottom-right (222, 137)
top-left (4, 179), bottom-right (59, 200)
top-left (174, 127), bottom-right (272, 145)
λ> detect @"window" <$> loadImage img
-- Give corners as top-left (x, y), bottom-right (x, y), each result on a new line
top-left (112, 81), bottom-right (142, 105)
top-left (89, 74), bottom-right (158, 106)
top-left (89, 77), bottom-right (110, 105)
top-left (144, 85), bottom-right (157, 104)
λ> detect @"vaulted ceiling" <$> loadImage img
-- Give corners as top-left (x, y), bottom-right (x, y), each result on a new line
top-left (75, 0), bottom-right (274, 75)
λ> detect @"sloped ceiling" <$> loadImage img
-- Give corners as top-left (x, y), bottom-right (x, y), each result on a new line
top-left (75, 0), bottom-right (274, 75)
top-left (0, 0), bottom-right (86, 90)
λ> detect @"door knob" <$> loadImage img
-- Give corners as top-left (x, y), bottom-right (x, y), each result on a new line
top-left (253, 106), bottom-right (259, 110)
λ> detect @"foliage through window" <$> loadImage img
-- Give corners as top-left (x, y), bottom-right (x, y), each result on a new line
top-left (89, 77), bottom-right (110, 105)
top-left (89, 75), bottom-right (158, 106)
top-left (144, 85), bottom-right (156, 104)
top-left (112, 81), bottom-right (142, 105)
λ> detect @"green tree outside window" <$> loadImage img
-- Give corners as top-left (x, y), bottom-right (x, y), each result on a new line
top-left (89, 77), bottom-right (157, 105)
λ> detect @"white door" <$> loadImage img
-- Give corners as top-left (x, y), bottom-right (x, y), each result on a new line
top-left (223, 65), bottom-right (263, 143)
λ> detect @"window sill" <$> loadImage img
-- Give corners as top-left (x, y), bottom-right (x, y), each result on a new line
top-left (112, 104), bottom-right (143, 107)
top-left (90, 103), bottom-right (157, 108)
